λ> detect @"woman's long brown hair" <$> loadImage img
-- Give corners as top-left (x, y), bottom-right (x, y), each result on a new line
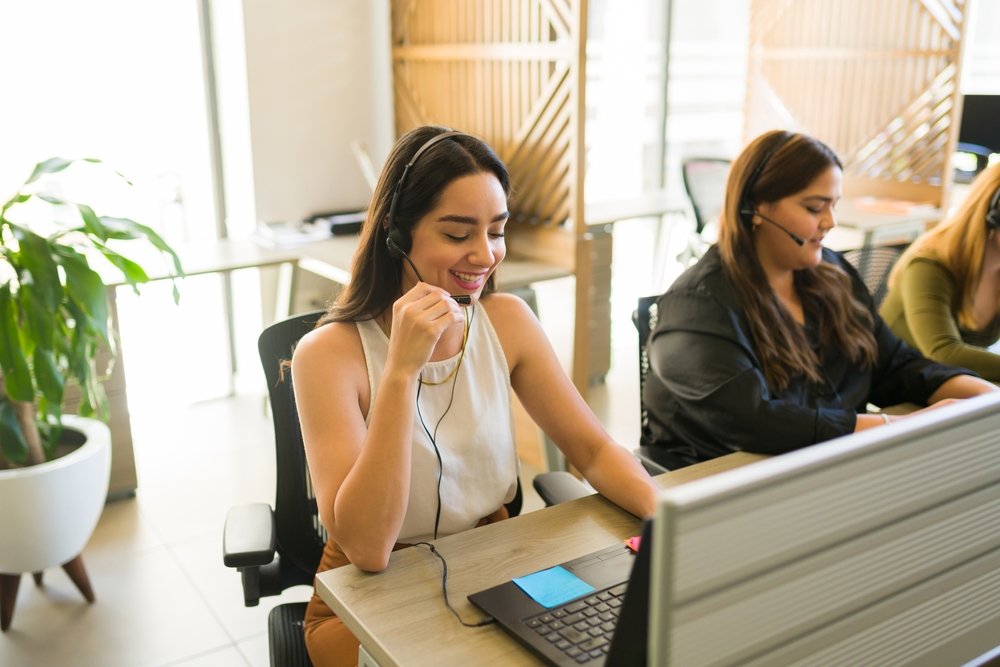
top-left (717, 131), bottom-right (877, 391)
top-left (318, 126), bottom-right (510, 326)
top-left (887, 163), bottom-right (1000, 330)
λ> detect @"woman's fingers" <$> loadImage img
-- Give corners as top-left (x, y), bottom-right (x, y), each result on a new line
top-left (385, 283), bottom-right (465, 377)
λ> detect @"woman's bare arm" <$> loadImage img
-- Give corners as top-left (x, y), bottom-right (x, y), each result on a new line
top-left (292, 285), bottom-right (463, 571)
top-left (484, 295), bottom-right (659, 519)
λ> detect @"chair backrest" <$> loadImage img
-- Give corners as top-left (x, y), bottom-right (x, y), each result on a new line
top-left (841, 243), bottom-right (909, 310)
top-left (634, 296), bottom-right (661, 429)
top-left (258, 310), bottom-right (524, 571)
top-left (258, 310), bottom-right (328, 578)
top-left (681, 158), bottom-right (731, 234)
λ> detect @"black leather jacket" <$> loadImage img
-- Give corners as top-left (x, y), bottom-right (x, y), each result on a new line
top-left (641, 245), bottom-right (970, 465)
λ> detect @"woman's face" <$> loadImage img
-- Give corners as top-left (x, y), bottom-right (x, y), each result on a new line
top-left (404, 171), bottom-right (508, 303)
top-left (753, 165), bottom-right (842, 273)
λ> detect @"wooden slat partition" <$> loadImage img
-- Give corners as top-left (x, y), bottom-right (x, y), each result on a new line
top-left (391, 0), bottom-right (596, 391)
top-left (745, 0), bottom-right (969, 206)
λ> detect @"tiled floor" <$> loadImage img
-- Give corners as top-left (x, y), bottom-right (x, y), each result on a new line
top-left (0, 219), bottom-right (663, 666)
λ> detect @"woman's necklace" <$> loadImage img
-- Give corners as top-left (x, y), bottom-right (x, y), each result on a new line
top-left (380, 306), bottom-right (470, 386)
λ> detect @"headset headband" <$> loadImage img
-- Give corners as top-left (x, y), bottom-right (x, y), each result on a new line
top-left (739, 132), bottom-right (796, 228)
top-left (385, 130), bottom-right (465, 251)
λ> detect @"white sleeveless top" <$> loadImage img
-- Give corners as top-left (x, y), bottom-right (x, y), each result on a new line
top-left (356, 304), bottom-right (519, 543)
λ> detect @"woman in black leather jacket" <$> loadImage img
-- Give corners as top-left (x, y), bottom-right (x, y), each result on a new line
top-left (642, 131), bottom-right (996, 467)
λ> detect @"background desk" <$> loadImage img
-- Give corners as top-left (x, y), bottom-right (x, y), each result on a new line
top-left (94, 237), bottom-right (569, 499)
top-left (315, 452), bottom-right (765, 667)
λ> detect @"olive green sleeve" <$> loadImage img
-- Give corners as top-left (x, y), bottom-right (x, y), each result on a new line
top-left (896, 258), bottom-right (1000, 381)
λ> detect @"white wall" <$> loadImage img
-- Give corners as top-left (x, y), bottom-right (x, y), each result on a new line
top-left (237, 0), bottom-right (394, 227)
top-left (962, 0), bottom-right (1000, 94)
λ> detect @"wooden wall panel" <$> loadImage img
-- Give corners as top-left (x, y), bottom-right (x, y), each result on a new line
top-left (392, 0), bottom-right (601, 393)
top-left (390, 0), bottom-right (585, 247)
top-left (745, 0), bottom-right (969, 205)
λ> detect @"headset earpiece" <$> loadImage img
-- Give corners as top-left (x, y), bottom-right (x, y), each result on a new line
top-left (987, 185), bottom-right (1000, 232)
top-left (385, 227), bottom-right (405, 258)
top-left (738, 133), bottom-right (796, 230)
top-left (384, 130), bottom-right (464, 260)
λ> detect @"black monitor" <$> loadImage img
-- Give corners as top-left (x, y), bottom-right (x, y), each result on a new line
top-left (960, 95), bottom-right (1000, 153)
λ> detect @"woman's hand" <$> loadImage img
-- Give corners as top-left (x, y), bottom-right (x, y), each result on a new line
top-left (859, 396), bottom-right (977, 432)
top-left (384, 282), bottom-right (464, 379)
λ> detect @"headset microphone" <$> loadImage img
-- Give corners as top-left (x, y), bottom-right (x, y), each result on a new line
top-left (741, 209), bottom-right (806, 246)
top-left (387, 236), bottom-right (472, 304)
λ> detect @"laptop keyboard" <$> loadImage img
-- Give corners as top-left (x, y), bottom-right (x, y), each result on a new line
top-left (521, 582), bottom-right (627, 664)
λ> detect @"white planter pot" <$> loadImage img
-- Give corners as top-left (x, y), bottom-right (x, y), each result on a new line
top-left (0, 416), bottom-right (111, 574)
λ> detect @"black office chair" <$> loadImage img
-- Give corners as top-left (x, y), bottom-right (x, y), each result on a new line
top-left (681, 158), bottom-right (732, 235)
top-left (631, 296), bottom-right (673, 476)
top-left (224, 311), bottom-right (583, 666)
top-left (842, 243), bottom-right (909, 310)
top-left (222, 311), bottom-right (328, 667)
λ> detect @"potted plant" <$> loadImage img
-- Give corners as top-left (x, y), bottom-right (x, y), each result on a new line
top-left (0, 157), bottom-right (182, 631)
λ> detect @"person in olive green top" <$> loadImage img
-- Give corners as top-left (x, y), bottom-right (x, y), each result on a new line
top-left (881, 163), bottom-right (1000, 381)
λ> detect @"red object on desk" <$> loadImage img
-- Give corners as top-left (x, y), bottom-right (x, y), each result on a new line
top-left (626, 535), bottom-right (642, 552)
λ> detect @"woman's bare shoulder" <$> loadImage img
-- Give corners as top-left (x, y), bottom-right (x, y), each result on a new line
top-left (292, 320), bottom-right (365, 373)
top-left (479, 291), bottom-right (536, 323)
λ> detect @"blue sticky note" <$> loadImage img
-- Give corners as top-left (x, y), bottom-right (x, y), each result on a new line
top-left (512, 566), bottom-right (596, 609)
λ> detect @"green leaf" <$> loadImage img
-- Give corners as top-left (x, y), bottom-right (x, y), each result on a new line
top-left (26, 157), bottom-right (73, 185)
top-left (0, 284), bottom-right (33, 402)
top-left (10, 224), bottom-right (63, 310)
top-left (20, 285), bottom-right (55, 349)
top-left (98, 246), bottom-right (149, 294)
top-left (36, 194), bottom-right (64, 205)
top-left (62, 299), bottom-right (91, 380)
top-left (81, 158), bottom-right (132, 185)
top-left (78, 204), bottom-right (108, 242)
top-left (0, 398), bottom-right (28, 463)
top-left (54, 247), bottom-right (109, 344)
top-left (100, 217), bottom-right (184, 277)
top-left (35, 410), bottom-right (62, 460)
top-left (33, 347), bottom-right (64, 408)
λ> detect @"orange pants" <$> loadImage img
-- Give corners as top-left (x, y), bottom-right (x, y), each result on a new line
top-left (303, 507), bottom-right (509, 667)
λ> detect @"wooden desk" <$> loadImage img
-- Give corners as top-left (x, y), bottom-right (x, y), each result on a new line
top-left (315, 452), bottom-right (766, 667)
top-left (93, 236), bottom-right (569, 499)
top-left (835, 198), bottom-right (943, 247)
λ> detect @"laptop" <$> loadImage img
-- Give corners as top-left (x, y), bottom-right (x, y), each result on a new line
top-left (469, 521), bottom-right (653, 666)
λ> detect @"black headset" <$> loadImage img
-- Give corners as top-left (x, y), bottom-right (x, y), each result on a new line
top-left (384, 130), bottom-right (471, 304)
top-left (987, 183), bottom-right (1000, 232)
top-left (738, 132), bottom-right (806, 246)
top-left (385, 130), bottom-right (464, 259)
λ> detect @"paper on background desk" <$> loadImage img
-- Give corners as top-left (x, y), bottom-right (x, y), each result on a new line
top-left (513, 566), bottom-right (596, 609)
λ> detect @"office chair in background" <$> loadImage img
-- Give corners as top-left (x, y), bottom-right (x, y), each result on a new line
top-left (224, 311), bottom-right (585, 666)
top-left (681, 158), bottom-right (732, 235)
top-left (632, 296), bottom-right (672, 476)
top-left (842, 243), bottom-right (909, 310)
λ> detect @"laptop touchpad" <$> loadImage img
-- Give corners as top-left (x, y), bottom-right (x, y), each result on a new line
top-left (567, 546), bottom-right (634, 590)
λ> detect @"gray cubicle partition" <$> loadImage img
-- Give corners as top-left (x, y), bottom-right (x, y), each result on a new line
top-left (651, 393), bottom-right (1000, 667)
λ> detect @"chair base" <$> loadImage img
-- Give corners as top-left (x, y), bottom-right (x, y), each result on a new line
top-left (268, 602), bottom-right (313, 667)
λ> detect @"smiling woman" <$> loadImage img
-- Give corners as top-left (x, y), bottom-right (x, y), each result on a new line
top-left (290, 126), bottom-right (660, 667)
top-left (640, 130), bottom-right (997, 470)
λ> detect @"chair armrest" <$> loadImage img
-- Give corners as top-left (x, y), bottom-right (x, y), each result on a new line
top-left (634, 447), bottom-right (671, 477)
top-left (223, 503), bottom-right (277, 568)
top-left (533, 472), bottom-right (594, 507)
